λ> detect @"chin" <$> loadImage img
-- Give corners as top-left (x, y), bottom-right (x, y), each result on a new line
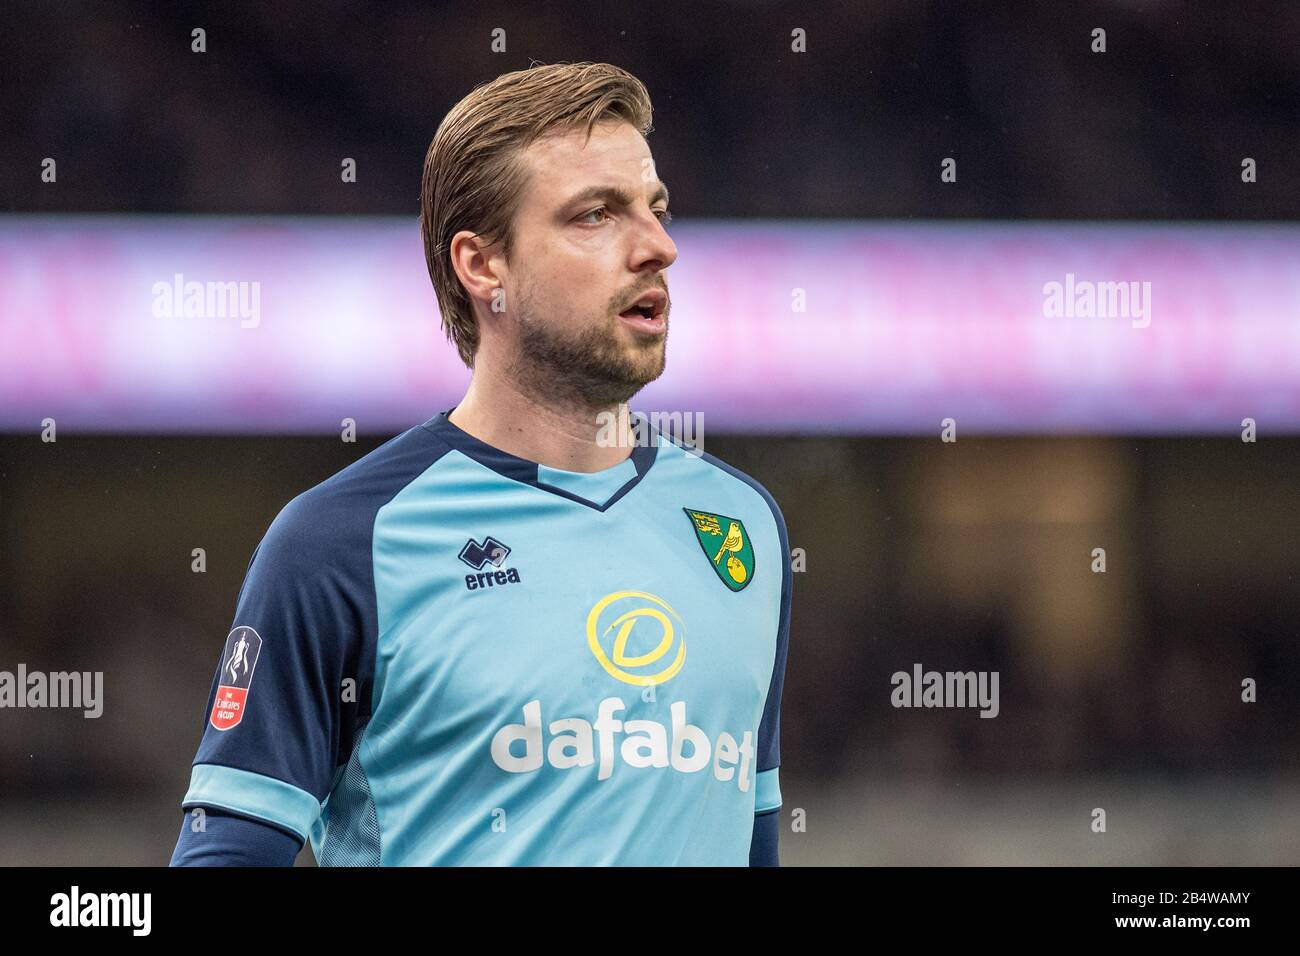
top-left (595, 354), bottom-right (665, 406)
top-left (627, 340), bottom-right (667, 381)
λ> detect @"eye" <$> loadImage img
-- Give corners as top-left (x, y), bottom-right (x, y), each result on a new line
top-left (578, 206), bottom-right (610, 224)
top-left (654, 208), bottom-right (673, 226)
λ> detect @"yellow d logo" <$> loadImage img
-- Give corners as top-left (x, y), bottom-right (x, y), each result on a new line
top-left (586, 590), bottom-right (686, 686)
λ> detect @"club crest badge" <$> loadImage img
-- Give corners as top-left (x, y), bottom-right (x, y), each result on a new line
top-left (683, 508), bottom-right (755, 591)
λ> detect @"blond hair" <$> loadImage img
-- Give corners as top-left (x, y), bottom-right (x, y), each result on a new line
top-left (420, 62), bottom-right (654, 367)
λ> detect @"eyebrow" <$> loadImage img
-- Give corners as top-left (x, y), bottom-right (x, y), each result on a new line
top-left (563, 182), bottom-right (670, 210)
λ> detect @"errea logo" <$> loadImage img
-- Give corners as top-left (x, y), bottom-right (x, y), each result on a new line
top-left (459, 536), bottom-right (522, 591)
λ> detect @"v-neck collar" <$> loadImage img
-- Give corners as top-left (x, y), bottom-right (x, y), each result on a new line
top-left (421, 408), bottom-right (660, 512)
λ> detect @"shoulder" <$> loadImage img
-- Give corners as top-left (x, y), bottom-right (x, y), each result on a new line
top-left (698, 448), bottom-right (788, 540)
top-left (255, 422), bottom-right (455, 574)
top-left (653, 435), bottom-right (788, 545)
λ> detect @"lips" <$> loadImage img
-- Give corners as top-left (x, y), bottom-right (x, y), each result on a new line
top-left (616, 287), bottom-right (668, 335)
top-left (617, 288), bottom-right (668, 323)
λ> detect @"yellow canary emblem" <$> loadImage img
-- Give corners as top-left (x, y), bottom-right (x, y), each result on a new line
top-left (684, 509), bottom-right (755, 591)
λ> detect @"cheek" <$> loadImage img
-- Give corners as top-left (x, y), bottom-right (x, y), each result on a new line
top-left (537, 250), bottom-right (615, 305)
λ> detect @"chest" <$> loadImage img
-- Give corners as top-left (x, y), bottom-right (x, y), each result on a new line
top-left (369, 495), bottom-right (779, 738)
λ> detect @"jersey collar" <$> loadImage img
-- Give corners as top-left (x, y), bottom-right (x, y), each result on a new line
top-left (421, 409), bottom-right (659, 512)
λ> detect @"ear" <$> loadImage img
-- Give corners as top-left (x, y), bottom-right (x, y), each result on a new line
top-left (449, 230), bottom-right (506, 311)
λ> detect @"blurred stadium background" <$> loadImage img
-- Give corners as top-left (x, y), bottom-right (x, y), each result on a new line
top-left (1, 0), bottom-right (1298, 865)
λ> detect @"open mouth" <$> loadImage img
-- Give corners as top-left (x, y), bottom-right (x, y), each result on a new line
top-left (617, 305), bottom-right (666, 334)
top-left (617, 291), bottom-right (668, 334)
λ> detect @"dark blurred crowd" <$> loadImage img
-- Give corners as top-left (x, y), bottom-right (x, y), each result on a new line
top-left (3, 0), bottom-right (1298, 218)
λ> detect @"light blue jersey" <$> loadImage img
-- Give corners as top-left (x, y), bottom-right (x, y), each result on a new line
top-left (179, 410), bottom-right (791, 865)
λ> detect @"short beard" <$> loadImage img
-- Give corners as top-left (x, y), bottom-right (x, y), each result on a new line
top-left (510, 301), bottom-right (667, 410)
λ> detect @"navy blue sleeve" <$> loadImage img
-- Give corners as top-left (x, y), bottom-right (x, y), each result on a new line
top-left (174, 426), bottom-right (451, 852)
top-left (176, 488), bottom-right (375, 843)
top-left (699, 451), bottom-right (792, 865)
top-left (749, 809), bottom-right (780, 867)
top-left (174, 426), bottom-right (450, 855)
top-left (748, 491), bottom-right (789, 866)
top-left (170, 808), bottom-right (303, 866)
top-left (754, 491), bottom-right (791, 782)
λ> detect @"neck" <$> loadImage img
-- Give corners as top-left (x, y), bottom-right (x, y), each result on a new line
top-left (448, 363), bottom-right (638, 473)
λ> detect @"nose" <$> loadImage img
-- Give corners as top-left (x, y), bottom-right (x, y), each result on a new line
top-left (631, 209), bottom-right (678, 274)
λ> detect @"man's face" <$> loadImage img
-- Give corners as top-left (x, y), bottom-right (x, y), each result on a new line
top-left (496, 119), bottom-right (676, 408)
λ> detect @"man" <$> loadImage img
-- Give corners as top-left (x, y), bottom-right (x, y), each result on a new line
top-left (170, 62), bottom-right (791, 866)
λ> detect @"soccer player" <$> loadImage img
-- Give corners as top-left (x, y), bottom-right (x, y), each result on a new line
top-left (169, 62), bottom-right (791, 866)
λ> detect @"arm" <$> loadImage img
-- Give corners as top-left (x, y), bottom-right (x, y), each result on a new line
top-left (170, 807), bottom-right (303, 867)
top-left (173, 492), bottom-right (370, 862)
top-left (749, 809), bottom-right (780, 866)
top-left (750, 487), bottom-right (792, 867)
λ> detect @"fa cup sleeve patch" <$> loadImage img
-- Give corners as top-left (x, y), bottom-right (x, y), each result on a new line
top-left (209, 626), bottom-right (263, 731)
